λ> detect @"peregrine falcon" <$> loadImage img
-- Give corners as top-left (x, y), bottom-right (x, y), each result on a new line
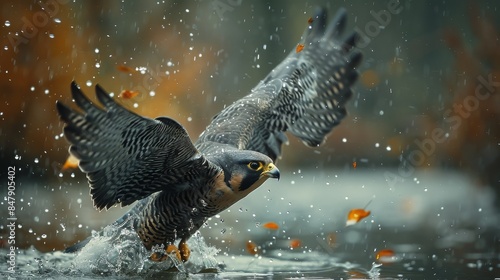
top-left (57, 7), bottom-right (362, 262)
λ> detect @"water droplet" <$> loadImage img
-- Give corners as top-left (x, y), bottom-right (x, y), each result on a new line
top-left (386, 146), bottom-right (391, 151)
top-left (149, 91), bottom-right (155, 97)
top-left (44, 209), bottom-right (49, 213)
top-left (54, 18), bottom-right (61, 23)
top-left (34, 158), bottom-right (39, 163)
top-left (86, 80), bottom-right (92, 87)
top-left (34, 216), bottom-right (40, 222)
top-left (94, 48), bottom-right (99, 54)
top-left (342, 138), bottom-right (347, 143)
top-left (5, 20), bottom-right (10, 27)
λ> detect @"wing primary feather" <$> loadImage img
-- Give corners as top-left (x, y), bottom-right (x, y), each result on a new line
top-left (342, 32), bottom-right (360, 53)
top-left (347, 52), bottom-right (363, 70)
top-left (325, 7), bottom-right (347, 38)
top-left (308, 7), bottom-right (327, 39)
top-left (71, 81), bottom-right (104, 115)
top-left (95, 83), bottom-right (118, 110)
top-left (56, 101), bottom-right (81, 123)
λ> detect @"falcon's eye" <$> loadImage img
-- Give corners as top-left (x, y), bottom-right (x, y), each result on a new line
top-left (247, 161), bottom-right (263, 171)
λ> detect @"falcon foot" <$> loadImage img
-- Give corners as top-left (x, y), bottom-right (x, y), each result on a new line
top-left (179, 239), bottom-right (190, 262)
top-left (149, 244), bottom-right (181, 262)
top-left (149, 240), bottom-right (190, 263)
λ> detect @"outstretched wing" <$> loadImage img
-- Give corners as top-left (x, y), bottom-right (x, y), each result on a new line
top-left (57, 82), bottom-right (214, 210)
top-left (196, 7), bottom-right (362, 160)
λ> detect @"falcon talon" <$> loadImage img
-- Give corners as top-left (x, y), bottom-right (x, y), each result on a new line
top-left (166, 244), bottom-right (182, 262)
top-left (149, 244), bottom-right (182, 262)
top-left (60, 6), bottom-right (362, 264)
top-left (178, 240), bottom-right (191, 263)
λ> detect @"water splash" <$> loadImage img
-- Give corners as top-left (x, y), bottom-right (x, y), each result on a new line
top-left (72, 224), bottom-right (220, 275)
top-left (1, 224), bottom-right (220, 278)
top-left (72, 225), bottom-right (151, 275)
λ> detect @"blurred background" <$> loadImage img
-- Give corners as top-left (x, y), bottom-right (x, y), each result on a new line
top-left (0, 0), bottom-right (499, 269)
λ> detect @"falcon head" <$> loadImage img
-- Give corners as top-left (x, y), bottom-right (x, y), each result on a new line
top-left (221, 150), bottom-right (280, 191)
top-left (210, 149), bottom-right (280, 207)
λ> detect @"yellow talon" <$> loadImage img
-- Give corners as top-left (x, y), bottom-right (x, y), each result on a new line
top-left (149, 244), bottom-right (181, 262)
top-left (179, 239), bottom-right (190, 262)
top-left (166, 244), bottom-right (182, 261)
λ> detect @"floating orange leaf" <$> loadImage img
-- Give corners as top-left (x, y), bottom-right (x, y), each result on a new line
top-left (289, 239), bottom-right (301, 249)
top-left (346, 208), bottom-right (371, 226)
top-left (262, 222), bottom-right (279, 230)
top-left (117, 64), bottom-right (135, 73)
top-left (352, 161), bottom-right (357, 168)
top-left (360, 69), bottom-right (380, 88)
top-left (375, 249), bottom-right (396, 263)
top-left (246, 240), bottom-right (259, 255)
top-left (119, 89), bottom-right (140, 99)
top-left (62, 154), bottom-right (79, 170)
top-left (307, 17), bottom-right (314, 24)
top-left (346, 269), bottom-right (368, 279)
top-left (296, 44), bottom-right (305, 53)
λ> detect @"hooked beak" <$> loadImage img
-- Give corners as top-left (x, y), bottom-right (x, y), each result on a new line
top-left (261, 163), bottom-right (280, 181)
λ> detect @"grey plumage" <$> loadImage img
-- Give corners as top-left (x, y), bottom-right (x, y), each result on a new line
top-left (197, 7), bottom-right (361, 158)
top-left (58, 7), bottom-right (361, 258)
